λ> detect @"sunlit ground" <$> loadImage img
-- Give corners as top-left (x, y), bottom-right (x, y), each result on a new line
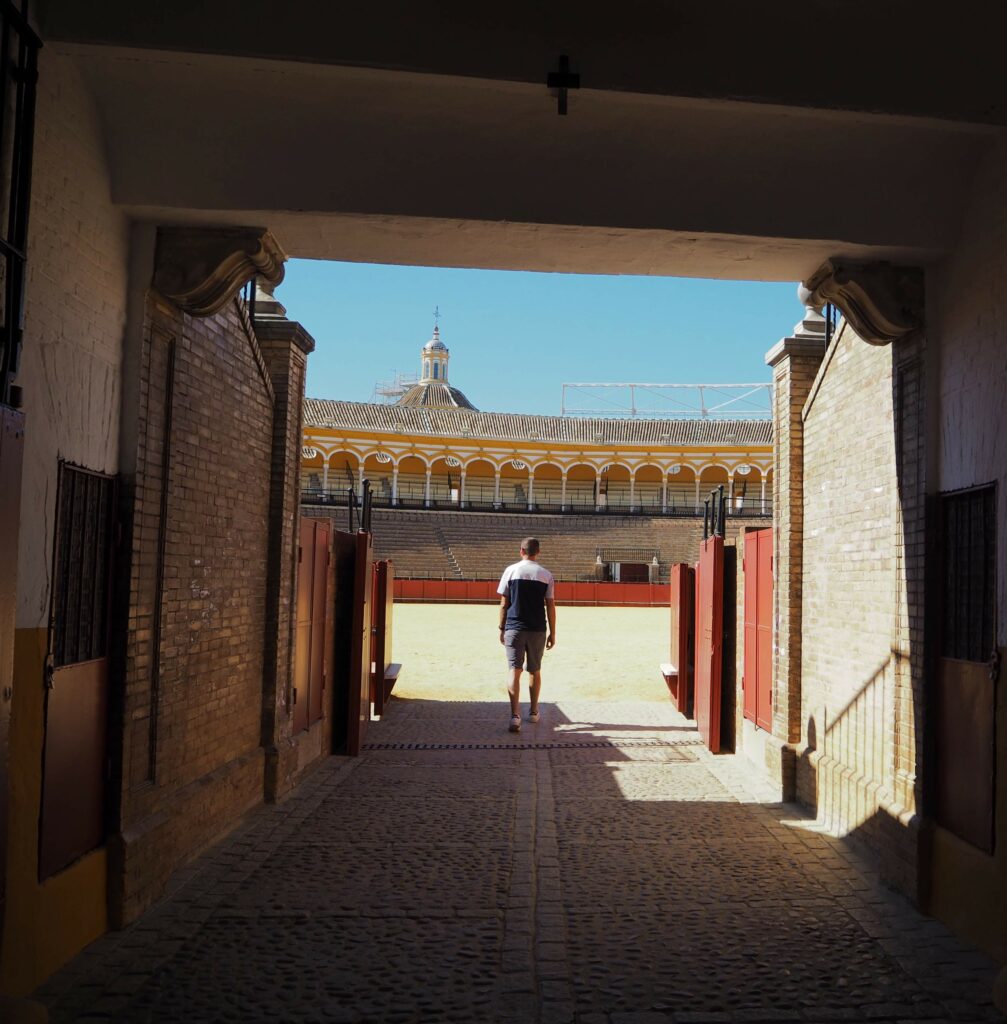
top-left (392, 602), bottom-right (670, 703)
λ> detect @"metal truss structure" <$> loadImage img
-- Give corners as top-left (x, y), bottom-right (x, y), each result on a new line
top-left (560, 382), bottom-right (773, 420)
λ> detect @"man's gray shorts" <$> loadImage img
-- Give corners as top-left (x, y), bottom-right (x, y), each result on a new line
top-left (503, 629), bottom-right (547, 672)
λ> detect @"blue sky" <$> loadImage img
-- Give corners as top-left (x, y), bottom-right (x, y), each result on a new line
top-left (274, 260), bottom-right (801, 416)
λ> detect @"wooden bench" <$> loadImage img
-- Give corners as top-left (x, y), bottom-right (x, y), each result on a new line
top-left (383, 662), bottom-right (402, 696)
top-left (660, 661), bottom-right (680, 700)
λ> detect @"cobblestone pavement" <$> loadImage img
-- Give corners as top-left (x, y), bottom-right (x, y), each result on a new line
top-left (37, 697), bottom-right (1004, 1024)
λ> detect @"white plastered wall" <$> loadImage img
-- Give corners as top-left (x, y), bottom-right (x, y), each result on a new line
top-left (933, 137), bottom-right (1007, 640)
top-left (15, 51), bottom-right (129, 629)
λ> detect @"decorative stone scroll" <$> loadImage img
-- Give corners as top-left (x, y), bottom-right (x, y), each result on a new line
top-left (153, 227), bottom-right (286, 316)
top-left (801, 259), bottom-right (923, 346)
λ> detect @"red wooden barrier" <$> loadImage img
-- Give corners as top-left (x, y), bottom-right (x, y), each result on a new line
top-left (695, 536), bottom-right (725, 753)
top-left (392, 579), bottom-right (670, 606)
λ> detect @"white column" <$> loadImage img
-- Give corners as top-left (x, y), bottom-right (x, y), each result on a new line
top-left (391, 467), bottom-right (399, 506)
top-left (661, 476), bottom-right (668, 514)
top-left (560, 472), bottom-right (568, 511)
top-left (459, 470), bottom-right (467, 508)
top-left (594, 475), bottom-right (601, 510)
top-left (761, 475), bottom-right (767, 514)
top-left (728, 472), bottom-right (736, 512)
top-left (629, 473), bottom-right (636, 511)
top-left (424, 468), bottom-right (432, 507)
top-left (527, 474), bottom-right (535, 511)
top-left (358, 464), bottom-right (366, 496)
top-left (694, 477), bottom-right (701, 513)
top-left (321, 461), bottom-right (330, 494)
top-left (494, 470), bottom-right (501, 507)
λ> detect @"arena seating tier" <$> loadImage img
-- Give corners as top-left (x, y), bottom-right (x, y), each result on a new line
top-left (303, 508), bottom-right (750, 582)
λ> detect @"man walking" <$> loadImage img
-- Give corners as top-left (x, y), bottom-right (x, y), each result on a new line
top-left (497, 537), bottom-right (556, 733)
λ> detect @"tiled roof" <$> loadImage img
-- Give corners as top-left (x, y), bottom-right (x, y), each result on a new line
top-left (395, 382), bottom-right (477, 410)
top-left (303, 399), bottom-right (772, 447)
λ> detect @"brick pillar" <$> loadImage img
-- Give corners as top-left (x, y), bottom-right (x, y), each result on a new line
top-left (254, 284), bottom-right (316, 802)
top-left (762, 306), bottom-right (826, 799)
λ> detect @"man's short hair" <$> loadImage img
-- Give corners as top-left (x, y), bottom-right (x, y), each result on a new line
top-left (521, 537), bottom-right (540, 557)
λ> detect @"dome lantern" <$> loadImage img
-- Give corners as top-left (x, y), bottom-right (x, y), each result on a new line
top-left (395, 313), bottom-right (477, 410)
top-left (421, 324), bottom-right (449, 382)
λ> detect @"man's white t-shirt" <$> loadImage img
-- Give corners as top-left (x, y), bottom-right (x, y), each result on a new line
top-left (497, 559), bottom-right (555, 632)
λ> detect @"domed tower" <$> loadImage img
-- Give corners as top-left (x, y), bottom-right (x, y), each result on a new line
top-left (396, 320), bottom-right (478, 410)
top-left (421, 325), bottom-right (450, 383)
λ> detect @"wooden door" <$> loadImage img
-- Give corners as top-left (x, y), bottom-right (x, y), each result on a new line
top-left (935, 486), bottom-right (997, 852)
top-left (743, 528), bottom-right (774, 731)
top-left (294, 519), bottom-right (333, 734)
top-left (293, 520), bottom-right (313, 734)
top-left (308, 520), bottom-right (330, 726)
top-left (371, 559), bottom-right (396, 717)
top-left (330, 529), bottom-right (358, 754)
top-left (695, 535), bottom-right (724, 753)
top-left (346, 531), bottom-right (373, 755)
top-left (39, 464), bottom-right (115, 879)
top-left (668, 563), bottom-right (694, 716)
top-left (0, 407), bottom-right (24, 909)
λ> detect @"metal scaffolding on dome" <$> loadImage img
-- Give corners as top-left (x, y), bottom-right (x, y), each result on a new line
top-left (560, 382), bottom-right (773, 420)
top-left (372, 371), bottom-right (419, 404)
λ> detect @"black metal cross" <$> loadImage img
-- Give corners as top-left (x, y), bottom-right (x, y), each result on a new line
top-left (547, 54), bottom-right (580, 116)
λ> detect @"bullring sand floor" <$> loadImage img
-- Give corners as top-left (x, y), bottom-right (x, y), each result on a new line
top-left (36, 605), bottom-right (1004, 1023)
top-left (391, 603), bottom-right (671, 703)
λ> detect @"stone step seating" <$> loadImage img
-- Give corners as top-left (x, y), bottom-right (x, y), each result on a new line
top-left (367, 509), bottom-right (709, 582)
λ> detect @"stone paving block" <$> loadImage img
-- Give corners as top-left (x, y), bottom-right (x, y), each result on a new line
top-left (35, 697), bottom-right (1007, 1024)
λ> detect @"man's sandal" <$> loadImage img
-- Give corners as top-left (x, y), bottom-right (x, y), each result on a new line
top-left (509, 715), bottom-right (521, 733)
top-left (528, 709), bottom-right (540, 724)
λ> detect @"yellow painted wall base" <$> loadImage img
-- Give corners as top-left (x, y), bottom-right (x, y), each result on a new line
top-left (0, 628), bottom-right (108, 997)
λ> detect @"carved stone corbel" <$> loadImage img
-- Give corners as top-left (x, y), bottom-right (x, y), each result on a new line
top-left (152, 227), bottom-right (286, 317)
top-left (801, 259), bottom-right (923, 346)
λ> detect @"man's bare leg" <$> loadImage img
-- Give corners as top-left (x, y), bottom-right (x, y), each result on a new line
top-left (529, 671), bottom-right (542, 717)
top-left (508, 668), bottom-right (523, 717)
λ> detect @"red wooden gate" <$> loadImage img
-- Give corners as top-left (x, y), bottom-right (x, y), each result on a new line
top-left (694, 535), bottom-right (725, 753)
top-left (370, 559), bottom-right (401, 717)
top-left (346, 530), bottom-right (374, 755)
top-left (293, 518), bottom-right (330, 734)
top-left (667, 563), bottom-right (695, 716)
top-left (743, 528), bottom-right (773, 731)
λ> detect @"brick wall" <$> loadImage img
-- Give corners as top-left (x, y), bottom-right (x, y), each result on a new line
top-left (799, 320), bottom-right (923, 896)
top-left (761, 334), bottom-right (825, 797)
top-left (256, 311), bottom-right (316, 800)
top-left (112, 293), bottom-right (275, 923)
